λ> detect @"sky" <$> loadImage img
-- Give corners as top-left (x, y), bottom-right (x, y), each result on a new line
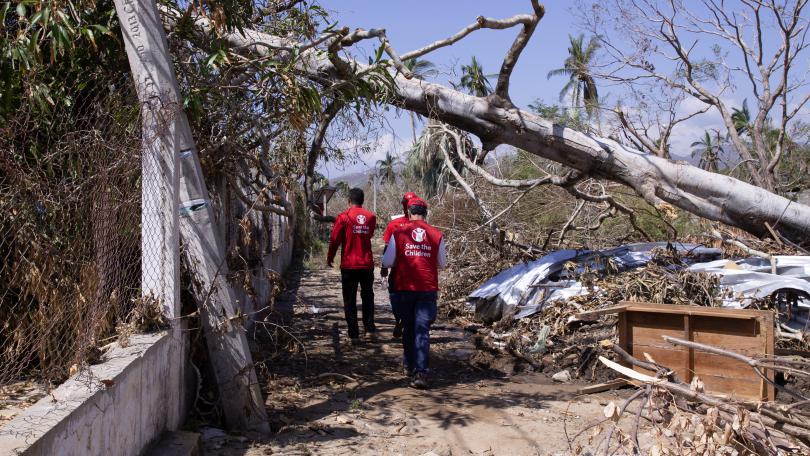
top-left (314, 0), bottom-right (810, 179)
top-left (317, 0), bottom-right (578, 177)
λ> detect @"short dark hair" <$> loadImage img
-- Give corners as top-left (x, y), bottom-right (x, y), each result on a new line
top-left (408, 205), bottom-right (427, 216)
top-left (348, 188), bottom-right (364, 205)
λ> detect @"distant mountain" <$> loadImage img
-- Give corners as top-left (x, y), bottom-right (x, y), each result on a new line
top-left (329, 170), bottom-right (373, 188)
top-left (329, 163), bottom-right (406, 188)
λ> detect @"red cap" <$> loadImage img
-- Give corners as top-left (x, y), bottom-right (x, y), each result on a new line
top-left (401, 192), bottom-right (418, 214)
top-left (407, 197), bottom-right (428, 208)
top-left (401, 192), bottom-right (418, 204)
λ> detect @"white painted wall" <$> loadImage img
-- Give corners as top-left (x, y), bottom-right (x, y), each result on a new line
top-left (0, 333), bottom-right (189, 456)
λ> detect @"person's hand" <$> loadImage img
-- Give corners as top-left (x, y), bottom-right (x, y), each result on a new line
top-left (380, 268), bottom-right (388, 278)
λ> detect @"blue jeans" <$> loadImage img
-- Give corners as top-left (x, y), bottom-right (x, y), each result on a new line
top-left (391, 291), bottom-right (437, 374)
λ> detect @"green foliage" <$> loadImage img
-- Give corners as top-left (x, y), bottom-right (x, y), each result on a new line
top-left (731, 99), bottom-right (751, 137)
top-left (546, 34), bottom-right (600, 117)
top-left (690, 130), bottom-right (722, 172)
top-left (375, 151), bottom-right (400, 183)
top-left (457, 56), bottom-right (495, 97)
top-left (0, 1), bottom-right (123, 122)
top-left (404, 58), bottom-right (436, 79)
top-left (302, 238), bottom-right (327, 269)
top-left (403, 122), bottom-right (474, 198)
top-left (528, 100), bottom-right (590, 132)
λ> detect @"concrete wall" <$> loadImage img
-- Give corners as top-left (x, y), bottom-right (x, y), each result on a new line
top-left (0, 332), bottom-right (188, 456)
top-left (218, 179), bottom-right (297, 329)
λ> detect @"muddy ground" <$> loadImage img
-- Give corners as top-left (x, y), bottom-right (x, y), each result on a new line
top-left (197, 260), bottom-right (647, 456)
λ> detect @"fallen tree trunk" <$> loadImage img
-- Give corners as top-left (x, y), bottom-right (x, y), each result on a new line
top-left (164, 5), bottom-right (810, 245)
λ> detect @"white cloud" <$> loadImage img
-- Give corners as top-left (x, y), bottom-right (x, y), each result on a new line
top-left (668, 96), bottom-right (739, 159)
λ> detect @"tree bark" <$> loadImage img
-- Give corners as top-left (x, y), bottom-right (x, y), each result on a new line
top-left (116, 0), bottom-right (269, 432)
top-left (171, 10), bottom-right (810, 246)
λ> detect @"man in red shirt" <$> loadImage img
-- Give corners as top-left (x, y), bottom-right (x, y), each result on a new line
top-left (381, 191), bottom-right (419, 338)
top-left (327, 188), bottom-right (378, 344)
top-left (381, 198), bottom-right (447, 388)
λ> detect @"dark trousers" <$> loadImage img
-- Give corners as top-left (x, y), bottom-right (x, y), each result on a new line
top-left (391, 291), bottom-right (438, 374)
top-left (340, 268), bottom-right (376, 339)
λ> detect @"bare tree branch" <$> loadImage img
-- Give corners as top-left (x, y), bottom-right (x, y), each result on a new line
top-left (401, 12), bottom-right (539, 61)
top-left (494, 1), bottom-right (544, 101)
top-left (304, 100), bottom-right (342, 206)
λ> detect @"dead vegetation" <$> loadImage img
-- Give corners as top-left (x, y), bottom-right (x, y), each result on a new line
top-left (0, 69), bottom-right (145, 387)
top-left (421, 177), bottom-right (810, 453)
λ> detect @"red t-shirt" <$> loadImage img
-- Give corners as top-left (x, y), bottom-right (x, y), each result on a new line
top-left (391, 220), bottom-right (443, 292)
top-left (383, 214), bottom-right (408, 243)
top-left (327, 206), bottom-right (377, 269)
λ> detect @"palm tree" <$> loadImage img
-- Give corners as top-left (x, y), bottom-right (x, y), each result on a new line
top-left (691, 130), bottom-right (721, 172)
top-left (732, 99), bottom-right (751, 136)
top-left (375, 151), bottom-right (400, 183)
top-left (404, 58), bottom-right (436, 143)
top-left (404, 122), bottom-right (476, 198)
top-left (458, 56), bottom-right (495, 97)
top-left (547, 34), bottom-right (601, 117)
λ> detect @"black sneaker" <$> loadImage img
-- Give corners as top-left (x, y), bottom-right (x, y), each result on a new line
top-left (410, 372), bottom-right (428, 389)
top-left (349, 338), bottom-right (362, 346)
top-left (392, 321), bottom-right (403, 339)
top-left (403, 365), bottom-right (414, 377)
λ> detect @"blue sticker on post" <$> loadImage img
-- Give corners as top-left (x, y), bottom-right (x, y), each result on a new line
top-left (179, 199), bottom-right (208, 216)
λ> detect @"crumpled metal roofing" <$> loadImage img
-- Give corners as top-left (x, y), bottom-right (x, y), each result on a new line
top-left (468, 242), bottom-right (723, 322)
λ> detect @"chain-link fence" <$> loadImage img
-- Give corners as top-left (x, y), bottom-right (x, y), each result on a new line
top-left (0, 67), bottom-right (164, 388)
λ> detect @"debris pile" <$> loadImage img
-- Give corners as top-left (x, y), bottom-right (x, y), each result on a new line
top-left (467, 242), bottom-right (724, 323)
top-left (454, 241), bottom-right (810, 453)
top-left (589, 341), bottom-right (810, 454)
top-left (463, 243), bottom-right (809, 353)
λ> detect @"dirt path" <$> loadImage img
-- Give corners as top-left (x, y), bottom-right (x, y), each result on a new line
top-left (201, 264), bottom-right (637, 456)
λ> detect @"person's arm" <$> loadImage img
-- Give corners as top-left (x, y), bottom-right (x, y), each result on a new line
top-left (381, 237), bottom-right (397, 268)
top-left (380, 243), bottom-right (389, 277)
top-left (437, 237), bottom-right (448, 269)
top-left (380, 220), bottom-right (392, 277)
top-left (326, 215), bottom-right (345, 267)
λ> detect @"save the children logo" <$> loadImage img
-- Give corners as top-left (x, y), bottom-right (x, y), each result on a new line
top-left (411, 227), bottom-right (426, 242)
top-left (356, 215), bottom-right (366, 225)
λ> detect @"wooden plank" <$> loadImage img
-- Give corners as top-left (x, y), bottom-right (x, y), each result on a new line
top-left (693, 314), bottom-right (761, 337)
top-left (617, 301), bottom-right (769, 319)
top-left (629, 318), bottom-right (687, 349)
top-left (627, 311), bottom-right (686, 330)
top-left (693, 351), bottom-right (756, 377)
top-left (577, 305), bottom-right (629, 319)
top-left (618, 310), bottom-right (628, 365)
top-left (629, 346), bottom-right (689, 381)
top-left (764, 312), bottom-right (775, 401)
top-left (695, 374), bottom-right (763, 400)
top-left (684, 314), bottom-right (693, 384)
top-left (577, 379), bottom-right (630, 395)
top-left (692, 333), bottom-right (763, 354)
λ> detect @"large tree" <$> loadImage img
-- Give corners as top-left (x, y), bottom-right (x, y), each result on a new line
top-left (404, 58), bottom-right (436, 143)
top-left (167, 0), bottom-right (810, 245)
